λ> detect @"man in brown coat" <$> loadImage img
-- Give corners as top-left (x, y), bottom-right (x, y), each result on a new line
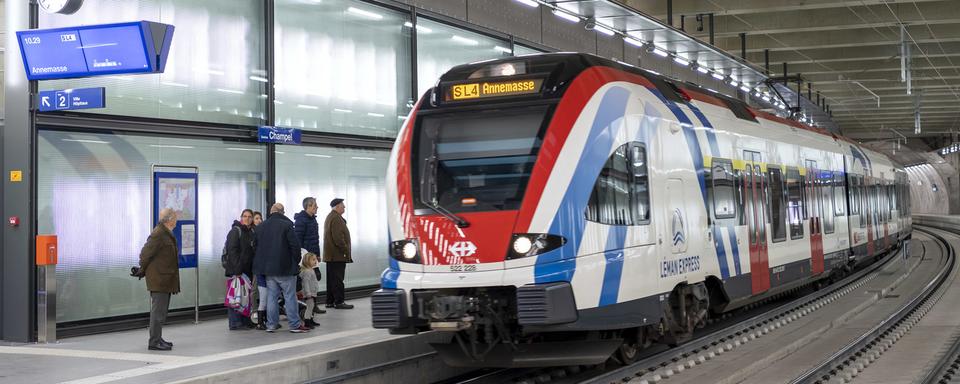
top-left (323, 198), bottom-right (353, 309)
top-left (139, 208), bottom-right (180, 351)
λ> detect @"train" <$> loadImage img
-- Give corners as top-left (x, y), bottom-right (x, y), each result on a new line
top-left (371, 53), bottom-right (912, 368)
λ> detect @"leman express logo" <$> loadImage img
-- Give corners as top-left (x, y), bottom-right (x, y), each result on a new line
top-left (671, 208), bottom-right (686, 248)
top-left (448, 241), bottom-right (477, 257)
top-left (258, 126), bottom-right (301, 145)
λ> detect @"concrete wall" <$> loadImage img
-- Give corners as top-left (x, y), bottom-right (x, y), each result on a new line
top-left (907, 163), bottom-right (954, 215)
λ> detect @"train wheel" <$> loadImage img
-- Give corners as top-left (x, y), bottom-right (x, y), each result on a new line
top-left (614, 328), bottom-right (642, 364)
top-left (663, 283), bottom-right (709, 347)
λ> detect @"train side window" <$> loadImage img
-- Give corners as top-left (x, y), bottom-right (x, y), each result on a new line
top-left (711, 159), bottom-right (737, 219)
top-left (822, 171), bottom-right (836, 234)
top-left (859, 176), bottom-right (867, 229)
top-left (786, 167), bottom-right (804, 240)
top-left (585, 142), bottom-right (650, 226)
top-left (833, 173), bottom-right (845, 216)
top-left (768, 167), bottom-right (787, 242)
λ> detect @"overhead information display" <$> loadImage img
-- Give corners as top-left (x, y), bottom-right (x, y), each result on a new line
top-left (17, 21), bottom-right (175, 80)
top-left (446, 78), bottom-right (544, 101)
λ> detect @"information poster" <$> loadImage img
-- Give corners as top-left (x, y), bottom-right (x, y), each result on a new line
top-left (153, 166), bottom-right (199, 268)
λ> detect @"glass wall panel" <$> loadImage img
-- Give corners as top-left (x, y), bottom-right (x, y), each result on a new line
top-left (275, 145), bottom-right (390, 290)
top-left (416, 19), bottom-right (511, 96)
top-left (515, 44), bottom-right (547, 56)
top-left (275, 0), bottom-right (412, 138)
top-left (38, 131), bottom-right (266, 323)
top-left (38, 0), bottom-right (266, 126)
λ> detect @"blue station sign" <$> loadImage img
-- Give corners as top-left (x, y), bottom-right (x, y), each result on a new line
top-left (17, 21), bottom-right (175, 81)
top-left (258, 126), bottom-right (302, 145)
top-left (38, 87), bottom-right (106, 112)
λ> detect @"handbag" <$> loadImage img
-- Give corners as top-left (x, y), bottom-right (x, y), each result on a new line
top-left (224, 274), bottom-right (252, 317)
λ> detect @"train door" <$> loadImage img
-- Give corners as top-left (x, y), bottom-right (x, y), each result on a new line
top-left (805, 160), bottom-right (824, 275)
top-left (743, 150), bottom-right (769, 294)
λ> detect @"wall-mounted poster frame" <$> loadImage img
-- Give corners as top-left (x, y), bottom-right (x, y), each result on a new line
top-left (151, 165), bottom-right (200, 323)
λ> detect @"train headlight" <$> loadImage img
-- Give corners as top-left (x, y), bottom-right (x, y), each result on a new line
top-left (391, 239), bottom-right (420, 263)
top-left (507, 233), bottom-right (566, 259)
top-left (402, 242), bottom-right (418, 260)
top-left (513, 236), bottom-right (533, 254)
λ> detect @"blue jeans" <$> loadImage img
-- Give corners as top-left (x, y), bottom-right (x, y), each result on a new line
top-left (266, 275), bottom-right (301, 330)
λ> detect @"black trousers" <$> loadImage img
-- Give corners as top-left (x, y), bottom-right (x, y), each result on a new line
top-left (325, 262), bottom-right (346, 305)
top-left (149, 292), bottom-right (170, 346)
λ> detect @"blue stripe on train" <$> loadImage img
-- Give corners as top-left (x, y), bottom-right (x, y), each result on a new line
top-left (535, 86), bottom-right (631, 284)
top-left (598, 226), bottom-right (628, 306)
top-left (686, 103), bottom-right (742, 276)
top-left (648, 92), bottom-right (731, 279)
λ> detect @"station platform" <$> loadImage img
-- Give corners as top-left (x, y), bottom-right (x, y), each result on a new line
top-left (0, 297), bottom-right (463, 384)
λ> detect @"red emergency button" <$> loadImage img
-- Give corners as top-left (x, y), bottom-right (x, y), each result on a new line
top-left (8, 216), bottom-right (19, 227)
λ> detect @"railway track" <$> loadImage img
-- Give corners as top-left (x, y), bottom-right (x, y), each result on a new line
top-left (446, 232), bottom-right (914, 384)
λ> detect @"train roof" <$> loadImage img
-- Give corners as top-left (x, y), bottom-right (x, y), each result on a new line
top-left (438, 52), bottom-right (901, 170)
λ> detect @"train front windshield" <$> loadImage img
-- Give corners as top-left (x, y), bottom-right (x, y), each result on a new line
top-left (413, 105), bottom-right (553, 213)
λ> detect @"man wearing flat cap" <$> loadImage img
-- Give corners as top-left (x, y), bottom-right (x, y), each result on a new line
top-left (323, 198), bottom-right (353, 309)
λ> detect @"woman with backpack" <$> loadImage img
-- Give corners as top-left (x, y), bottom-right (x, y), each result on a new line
top-left (224, 209), bottom-right (257, 330)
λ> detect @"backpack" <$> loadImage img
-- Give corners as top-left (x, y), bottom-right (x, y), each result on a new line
top-left (220, 226), bottom-right (241, 270)
top-left (225, 274), bottom-right (252, 316)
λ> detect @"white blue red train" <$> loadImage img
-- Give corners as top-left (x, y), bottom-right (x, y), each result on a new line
top-left (371, 53), bottom-right (911, 367)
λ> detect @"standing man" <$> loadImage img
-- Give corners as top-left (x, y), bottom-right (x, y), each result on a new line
top-left (294, 197), bottom-right (325, 315)
top-left (139, 208), bottom-right (180, 351)
top-left (253, 203), bottom-right (310, 333)
top-left (323, 198), bottom-right (353, 309)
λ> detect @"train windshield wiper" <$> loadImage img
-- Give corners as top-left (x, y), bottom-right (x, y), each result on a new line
top-left (420, 153), bottom-right (470, 228)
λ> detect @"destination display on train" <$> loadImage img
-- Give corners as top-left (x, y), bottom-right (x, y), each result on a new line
top-left (446, 78), bottom-right (544, 101)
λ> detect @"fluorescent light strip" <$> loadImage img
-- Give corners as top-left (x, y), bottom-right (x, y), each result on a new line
top-left (297, 104), bottom-right (319, 109)
top-left (514, 0), bottom-right (539, 7)
top-left (347, 7), bottom-right (383, 20)
top-left (367, 112), bottom-right (385, 117)
top-left (451, 35), bottom-right (479, 45)
top-left (652, 48), bottom-right (669, 57)
top-left (552, 9), bottom-right (580, 23)
top-left (304, 154), bottom-right (332, 158)
top-left (672, 56), bottom-right (689, 66)
top-left (696, 66), bottom-right (709, 74)
top-left (216, 88), bottom-right (244, 95)
top-left (596, 24), bottom-right (616, 36)
top-left (728, 80), bottom-right (739, 87)
top-left (351, 156), bottom-right (376, 160)
top-left (149, 144), bottom-right (195, 149)
top-left (248, 75), bottom-right (268, 82)
top-left (625, 37), bottom-right (644, 47)
top-left (740, 86), bottom-right (751, 93)
top-left (493, 46), bottom-right (512, 54)
top-left (333, 108), bottom-right (353, 113)
top-left (710, 72), bottom-right (724, 80)
top-left (226, 148), bottom-right (263, 152)
top-left (402, 22), bottom-right (432, 33)
top-left (161, 81), bottom-right (188, 87)
top-left (62, 139), bottom-right (110, 144)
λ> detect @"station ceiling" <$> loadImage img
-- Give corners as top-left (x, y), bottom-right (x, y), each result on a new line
top-left (623, 0), bottom-right (960, 148)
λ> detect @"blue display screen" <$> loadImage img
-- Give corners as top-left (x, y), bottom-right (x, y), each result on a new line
top-left (17, 21), bottom-right (173, 81)
top-left (79, 25), bottom-right (151, 73)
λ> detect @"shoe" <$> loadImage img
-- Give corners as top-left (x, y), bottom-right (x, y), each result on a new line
top-left (256, 310), bottom-right (267, 330)
top-left (325, 304), bottom-right (334, 308)
top-left (289, 325), bottom-right (310, 333)
top-left (160, 339), bottom-right (173, 347)
top-left (334, 303), bottom-right (354, 309)
top-left (266, 326), bottom-right (279, 333)
top-left (148, 343), bottom-right (172, 351)
top-left (313, 306), bottom-right (327, 314)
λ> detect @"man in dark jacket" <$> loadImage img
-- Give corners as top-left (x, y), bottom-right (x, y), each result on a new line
top-left (224, 209), bottom-right (255, 330)
top-left (254, 203), bottom-right (310, 333)
top-left (294, 197), bottom-right (325, 315)
top-left (139, 208), bottom-right (180, 351)
top-left (323, 198), bottom-right (353, 309)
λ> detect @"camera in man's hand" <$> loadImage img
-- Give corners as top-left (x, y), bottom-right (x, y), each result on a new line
top-left (130, 266), bottom-right (145, 279)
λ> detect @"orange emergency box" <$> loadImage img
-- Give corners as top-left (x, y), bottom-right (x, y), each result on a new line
top-left (36, 235), bottom-right (57, 266)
